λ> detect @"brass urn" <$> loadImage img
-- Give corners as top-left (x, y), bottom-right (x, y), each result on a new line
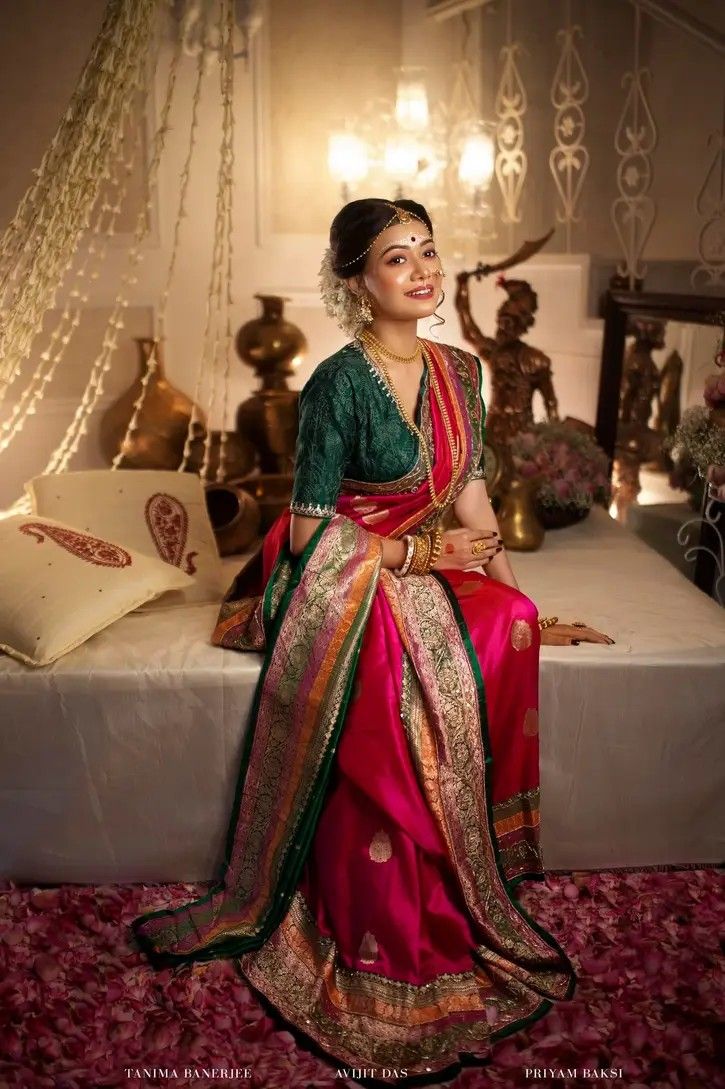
top-left (237, 473), bottom-right (296, 534)
top-left (205, 482), bottom-right (261, 556)
top-left (235, 294), bottom-right (306, 476)
top-left (100, 337), bottom-right (206, 469)
top-left (497, 476), bottom-right (545, 551)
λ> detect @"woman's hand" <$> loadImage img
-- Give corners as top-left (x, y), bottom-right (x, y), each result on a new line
top-left (540, 623), bottom-right (615, 646)
top-left (433, 528), bottom-right (502, 571)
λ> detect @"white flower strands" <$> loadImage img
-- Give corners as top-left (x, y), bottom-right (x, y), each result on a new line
top-left (0, 0), bottom-right (159, 395)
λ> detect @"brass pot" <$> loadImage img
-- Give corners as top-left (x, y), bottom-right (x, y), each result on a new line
top-left (204, 482), bottom-right (261, 556)
top-left (235, 295), bottom-right (305, 474)
top-left (535, 499), bottom-right (591, 530)
top-left (100, 337), bottom-right (206, 469)
top-left (497, 476), bottom-right (545, 551)
top-left (236, 294), bottom-right (306, 384)
top-left (237, 472), bottom-right (294, 533)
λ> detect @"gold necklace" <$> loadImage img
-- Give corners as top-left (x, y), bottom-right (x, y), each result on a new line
top-left (364, 340), bottom-right (454, 513)
top-left (360, 328), bottom-right (421, 364)
top-left (427, 354), bottom-right (460, 482)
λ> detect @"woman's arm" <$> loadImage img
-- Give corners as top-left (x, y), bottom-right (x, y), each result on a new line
top-left (453, 477), bottom-right (520, 590)
top-left (290, 513), bottom-right (407, 569)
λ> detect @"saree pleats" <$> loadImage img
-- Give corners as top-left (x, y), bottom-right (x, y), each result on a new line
top-left (131, 341), bottom-right (577, 1077)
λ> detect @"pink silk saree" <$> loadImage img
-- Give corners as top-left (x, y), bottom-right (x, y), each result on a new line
top-left (131, 340), bottom-right (577, 1079)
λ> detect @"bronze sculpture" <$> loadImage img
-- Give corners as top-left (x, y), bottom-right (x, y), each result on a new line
top-left (455, 271), bottom-right (559, 447)
top-left (611, 317), bottom-right (682, 520)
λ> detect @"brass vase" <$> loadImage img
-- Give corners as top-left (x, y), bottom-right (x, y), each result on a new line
top-left (204, 482), bottom-right (261, 556)
top-left (235, 294), bottom-right (306, 477)
top-left (100, 337), bottom-right (206, 469)
top-left (535, 499), bottom-right (591, 530)
top-left (237, 473), bottom-right (295, 534)
top-left (497, 476), bottom-right (545, 551)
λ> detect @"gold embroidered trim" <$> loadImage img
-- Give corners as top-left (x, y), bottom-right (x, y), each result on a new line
top-left (238, 889), bottom-right (521, 1073)
top-left (378, 569), bottom-right (573, 1001)
top-left (149, 519), bottom-right (381, 952)
top-left (289, 500), bottom-right (337, 517)
top-left (444, 345), bottom-right (486, 489)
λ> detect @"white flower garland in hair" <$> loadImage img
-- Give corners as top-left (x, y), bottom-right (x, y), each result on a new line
top-left (319, 247), bottom-right (365, 339)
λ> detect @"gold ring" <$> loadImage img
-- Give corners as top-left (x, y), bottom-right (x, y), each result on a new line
top-left (471, 539), bottom-right (489, 557)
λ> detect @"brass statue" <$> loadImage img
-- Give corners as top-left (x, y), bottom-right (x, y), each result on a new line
top-left (611, 317), bottom-right (682, 521)
top-left (455, 271), bottom-right (559, 447)
top-left (618, 317), bottom-right (664, 445)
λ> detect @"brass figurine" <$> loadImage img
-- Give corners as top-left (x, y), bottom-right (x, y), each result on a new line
top-left (455, 271), bottom-right (559, 447)
top-left (612, 317), bottom-right (681, 520)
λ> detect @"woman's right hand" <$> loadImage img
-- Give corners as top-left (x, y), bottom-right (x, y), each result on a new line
top-left (433, 528), bottom-right (502, 571)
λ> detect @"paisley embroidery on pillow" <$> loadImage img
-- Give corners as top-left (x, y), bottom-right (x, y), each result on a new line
top-left (144, 493), bottom-right (192, 569)
top-left (19, 523), bottom-right (132, 568)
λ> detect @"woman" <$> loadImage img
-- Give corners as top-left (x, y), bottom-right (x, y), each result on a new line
top-left (132, 198), bottom-right (613, 1082)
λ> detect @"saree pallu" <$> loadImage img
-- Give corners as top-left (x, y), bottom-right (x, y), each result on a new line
top-left (131, 342), bottom-right (577, 1078)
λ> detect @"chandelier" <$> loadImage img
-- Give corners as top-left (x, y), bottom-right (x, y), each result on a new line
top-left (327, 65), bottom-right (496, 258)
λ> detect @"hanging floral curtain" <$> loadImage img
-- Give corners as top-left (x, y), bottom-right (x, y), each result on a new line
top-left (0, 0), bottom-right (161, 396)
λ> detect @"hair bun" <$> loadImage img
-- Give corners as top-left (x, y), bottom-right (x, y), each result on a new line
top-left (329, 197), bottom-right (432, 278)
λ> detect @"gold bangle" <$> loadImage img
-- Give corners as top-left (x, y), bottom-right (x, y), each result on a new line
top-left (427, 528), bottom-right (443, 571)
top-left (537, 615), bottom-right (559, 631)
top-left (409, 533), bottom-right (432, 576)
top-left (407, 536), bottom-right (423, 576)
top-left (417, 533), bottom-right (432, 574)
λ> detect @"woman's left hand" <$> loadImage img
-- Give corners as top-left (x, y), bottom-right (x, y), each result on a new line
top-left (540, 623), bottom-right (614, 646)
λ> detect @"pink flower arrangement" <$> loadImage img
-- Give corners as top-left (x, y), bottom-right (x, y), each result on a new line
top-left (510, 423), bottom-right (610, 512)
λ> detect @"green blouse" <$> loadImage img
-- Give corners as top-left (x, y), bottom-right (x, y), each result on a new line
top-left (289, 339), bottom-right (487, 518)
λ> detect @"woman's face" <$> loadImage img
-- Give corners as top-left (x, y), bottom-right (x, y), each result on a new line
top-left (345, 220), bottom-right (442, 323)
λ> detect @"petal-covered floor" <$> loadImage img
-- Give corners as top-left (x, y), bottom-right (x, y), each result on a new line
top-left (0, 868), bottom-right (722, 1089)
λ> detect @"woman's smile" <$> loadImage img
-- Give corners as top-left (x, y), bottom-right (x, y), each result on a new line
top-left (404, 284), bottom-right (434, 299)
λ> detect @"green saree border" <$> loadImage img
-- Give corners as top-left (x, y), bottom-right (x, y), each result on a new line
top-left (429, 570), bottom-right (578, 1027)
top-left (131, 516), bottom-right (370, 968)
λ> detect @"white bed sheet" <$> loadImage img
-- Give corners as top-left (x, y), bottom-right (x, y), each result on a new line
top-left (1, 507), bottom-right (723, 882)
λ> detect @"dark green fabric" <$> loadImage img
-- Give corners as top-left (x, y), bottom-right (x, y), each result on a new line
top-left (290, 341), bottom-right (486, 516)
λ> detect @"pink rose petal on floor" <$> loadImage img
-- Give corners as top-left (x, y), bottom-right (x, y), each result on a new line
top-left (0, 868), bottom-right (722, 1087)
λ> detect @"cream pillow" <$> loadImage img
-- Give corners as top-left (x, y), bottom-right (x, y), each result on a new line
top-left (0, 513), bottom-right (194, 666)
top-left (27, 469), bottom-right (227, 609)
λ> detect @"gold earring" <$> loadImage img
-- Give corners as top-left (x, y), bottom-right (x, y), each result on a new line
top-left (358, 291), bottom-right (373, 324)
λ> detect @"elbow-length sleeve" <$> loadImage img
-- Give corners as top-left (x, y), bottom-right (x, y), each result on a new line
top-left (468, 354), bottom-right (488, 480)
top-left (289, 364), bottom-right (355, 517)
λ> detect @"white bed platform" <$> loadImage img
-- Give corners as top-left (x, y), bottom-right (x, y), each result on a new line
top-left (1, 508), bottom-right (723, 883)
